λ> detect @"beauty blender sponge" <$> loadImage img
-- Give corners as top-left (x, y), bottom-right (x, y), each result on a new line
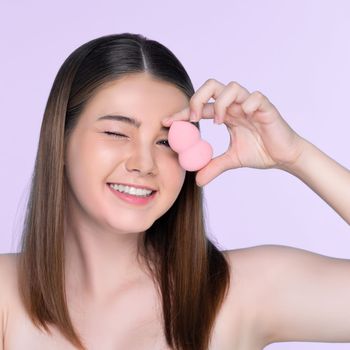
top-left (178, 140), bottom-right (213, 171)
top-left (168, 120), bottom-right (213, 171)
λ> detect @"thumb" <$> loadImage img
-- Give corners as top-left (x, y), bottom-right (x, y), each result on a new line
top-left (195, 152), bottom-right (240, 187)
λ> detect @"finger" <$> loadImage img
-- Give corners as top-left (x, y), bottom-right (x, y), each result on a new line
top-left (163, 80), bottom-right (251, 126)
top-left (241, 91), bottom-right (275, 120)
top-left (213, 82), bottom-right (250, 124)
top-left (202, 102), bottom-right (247, 121)
top-left (195, 152), bottom-right (240, 187)
top-left (188, 78), bottom-right (226, 122)
top-left (162, 103), bottom-right (216, 126)
top-left (162, 106), bottom-right (191, 125)
top-left (162, 102), bottom-right (249, 129)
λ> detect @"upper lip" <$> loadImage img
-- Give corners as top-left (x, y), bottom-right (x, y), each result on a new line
top-left (108, 182), bottom-right (157, 192)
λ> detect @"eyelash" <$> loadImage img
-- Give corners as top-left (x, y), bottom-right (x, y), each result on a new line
top-left (103, 131), bottom-right (171, 148)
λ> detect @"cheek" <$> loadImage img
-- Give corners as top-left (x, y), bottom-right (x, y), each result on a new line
top-left (66, 136), bottom-right (118, 192)
top-left (160, 154), bottom-right (186, 190)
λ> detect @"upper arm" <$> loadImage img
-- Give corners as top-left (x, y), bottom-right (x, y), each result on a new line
top-left (235, 244), bottom-right (350, 345)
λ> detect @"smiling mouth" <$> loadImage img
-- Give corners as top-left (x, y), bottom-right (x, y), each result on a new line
top-left (107, 183), bottom-right (157, 197)
top-left (107, 182), bottom-right (157, 192)
top-left (107, 183), bottom-right (158, 204)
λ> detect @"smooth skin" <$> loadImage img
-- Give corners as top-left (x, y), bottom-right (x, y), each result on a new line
top-left (1, 75), bottom-right (350, 349)
top-left (163, 78), bottom-right (350, 344)
top-left (63, 73), bottom-right (189, 303)
top-left (163, 79), bottom-right (350, 223)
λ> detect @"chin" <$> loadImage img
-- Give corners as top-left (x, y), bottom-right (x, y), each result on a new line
top-left (105, 216), bottom-right (155, 235)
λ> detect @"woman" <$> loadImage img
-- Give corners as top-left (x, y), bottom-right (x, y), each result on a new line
top-left (0, 32), bottom-right (349, 350)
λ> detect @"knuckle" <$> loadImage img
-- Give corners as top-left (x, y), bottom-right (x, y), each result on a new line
top-left (205, 78), bottom-right (218, 85)
top-left (227, 81), bottom-right (239, 89)
top-left (252, 90), bottom-right (264, 100)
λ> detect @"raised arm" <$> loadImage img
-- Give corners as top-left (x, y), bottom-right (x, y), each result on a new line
top-left (163, 79), bottom-right (350, 345)
top-left (163, 79), bottom-right (349, 225)
top-left (277, 137), bottom-right (350, 224)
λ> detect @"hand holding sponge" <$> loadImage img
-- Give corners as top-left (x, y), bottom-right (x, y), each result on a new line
top-left (168, 121), bottom-right (213, 171)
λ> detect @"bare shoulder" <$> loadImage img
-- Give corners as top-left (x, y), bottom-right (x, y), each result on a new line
top-left (0, 252), bottom-right (19, 295)
top-left (222, 243), bottom-right (318, 304)
top-left (220, 245), bottom-right (286, 347)
top-left (223, 243), bottom-right (340, 284)
top-left (222, 243), bottom-right (323, 282)
top-left (222, 244), bottom-right (342, 345)
top-left (222, 244), bottom-right (288, 294)
top-left (0, 253), bottom-right (20, 340)
top-left (0, 252), bottom-right (19, 305)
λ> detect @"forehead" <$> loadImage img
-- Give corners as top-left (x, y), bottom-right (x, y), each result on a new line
top-left (83, 73), bottom-right (189, 120)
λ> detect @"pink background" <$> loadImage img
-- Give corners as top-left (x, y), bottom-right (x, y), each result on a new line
top-left (1, 1), bottom-right (349, 348)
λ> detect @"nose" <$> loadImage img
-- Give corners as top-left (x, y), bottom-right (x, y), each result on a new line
top-left (125, 144), bottom-right (158, 176)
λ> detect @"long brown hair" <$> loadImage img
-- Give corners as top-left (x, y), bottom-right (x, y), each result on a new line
top-left (17, 33), bottom-right (231, 350)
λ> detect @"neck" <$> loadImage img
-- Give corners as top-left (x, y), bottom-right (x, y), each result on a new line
top-left (63, 213), bottom-right (149, 304)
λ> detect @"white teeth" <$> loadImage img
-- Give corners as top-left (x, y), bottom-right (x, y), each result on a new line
top-left (109, 183), bottom-right (153, 197)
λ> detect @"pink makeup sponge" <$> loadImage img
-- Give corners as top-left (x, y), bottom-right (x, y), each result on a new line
top-left (168, 120), bottom-right (213, 171)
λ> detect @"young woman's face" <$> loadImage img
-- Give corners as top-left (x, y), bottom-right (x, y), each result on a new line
top-left (64, 73), bottom-right (189, 234)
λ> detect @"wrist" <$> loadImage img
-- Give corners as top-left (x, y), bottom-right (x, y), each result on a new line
top-left (275, 137), bottom-right (312, 175)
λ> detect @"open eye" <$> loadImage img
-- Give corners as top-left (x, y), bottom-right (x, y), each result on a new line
top-left (158, 139), bottom-right (170, 147)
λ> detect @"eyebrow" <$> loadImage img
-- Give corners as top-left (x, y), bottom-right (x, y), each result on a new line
top-left (97, 115), bottom-right (169, 131)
